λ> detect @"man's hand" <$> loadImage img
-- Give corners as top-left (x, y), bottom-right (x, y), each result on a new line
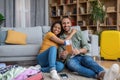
top-left (59, 50), bottom-right (69, 60)
top-left (72, 48), bottom-right (88, 55)
top-left (72, 48), bottom-right (80, 55)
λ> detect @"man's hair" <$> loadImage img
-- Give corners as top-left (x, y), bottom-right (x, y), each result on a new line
top-left (61, 16), bottom-right (72, 22)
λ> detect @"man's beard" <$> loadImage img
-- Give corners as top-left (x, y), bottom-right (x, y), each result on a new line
top-left (64, 27), bottom-right (71, 34)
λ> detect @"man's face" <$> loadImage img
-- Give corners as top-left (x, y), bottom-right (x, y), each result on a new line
top-left (62, 18), bottom-right (72, 32)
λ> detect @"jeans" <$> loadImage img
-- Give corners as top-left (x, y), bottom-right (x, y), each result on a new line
top-left (37, 46), bottom-right (64, 72)
top-left (66, 55), bottom-right (104, 78)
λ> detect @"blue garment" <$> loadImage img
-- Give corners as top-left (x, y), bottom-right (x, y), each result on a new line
top-left (66, 55), bottom-right (104, 78)
top-left (37, 46), bottom-right (64, 72)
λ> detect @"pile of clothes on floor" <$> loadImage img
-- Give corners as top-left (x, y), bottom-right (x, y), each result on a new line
top-left (0, 63), bottom-right (43, 80)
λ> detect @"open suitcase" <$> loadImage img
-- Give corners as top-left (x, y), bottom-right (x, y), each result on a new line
top-left (100, 30), bottom-right (120, 60)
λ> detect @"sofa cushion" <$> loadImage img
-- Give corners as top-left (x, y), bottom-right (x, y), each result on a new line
top-left (42, 26), bottom-right (50, 37)
top-left (0, 31), bottom-right (7, 45)
top-left (71, 26), bottom-right (81, 31)
top-left (1, 27), bottom-right (13, 31)
top-left (5, 30), bottom-right (27, 45)
top-left (0, 44), bottom-right (40, 57)
top-left (14, 26), bottom-right (42, 45)
top-left (0, 27), bottom-right (13, 45)
top-left (71, 26), bottom-right (90, 41)
top-left (42, 26), bottom-right (50, 34)
top-left (81, 30), bottom-right (90, 42)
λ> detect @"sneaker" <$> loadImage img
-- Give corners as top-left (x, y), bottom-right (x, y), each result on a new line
top-left (103, 64), bottom-right (120, 80)
top-left (50, 69), bottom-right (60, 80)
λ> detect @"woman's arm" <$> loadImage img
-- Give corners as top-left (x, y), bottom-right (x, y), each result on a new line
top-left (50, 29), bottom-right (77, 44)
top-left (65, 29), bottom-right (76, 40)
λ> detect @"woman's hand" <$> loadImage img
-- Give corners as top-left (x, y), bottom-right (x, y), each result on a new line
top-left (71, 29), bottom-right (77, 34)
top-left (65, 29), bottom-right (77, 40)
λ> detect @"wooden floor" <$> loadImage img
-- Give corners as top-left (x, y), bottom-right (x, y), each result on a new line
top-left (97, 60), bottom-right (120, 68)
top-left (92, 56), bottom-right (120, 68)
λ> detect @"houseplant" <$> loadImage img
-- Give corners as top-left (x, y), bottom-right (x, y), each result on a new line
top-left (0, 13), bottom-right (5, 45)
top-left (0, 13), bottom-right (5, 25)
top-left (90, 0), bottom-right (106, 32)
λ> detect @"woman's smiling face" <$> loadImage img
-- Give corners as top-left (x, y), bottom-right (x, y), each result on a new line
top-left (52, 23), bottom-right (62, 35)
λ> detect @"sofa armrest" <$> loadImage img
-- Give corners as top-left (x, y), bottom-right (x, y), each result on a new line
top-left (90, 34), bottom-right (100, 56)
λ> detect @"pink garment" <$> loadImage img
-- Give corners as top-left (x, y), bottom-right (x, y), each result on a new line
top-left (25, 72), bottom-right (43, 80)
top-left (13, 68), bottom-right (39, 80)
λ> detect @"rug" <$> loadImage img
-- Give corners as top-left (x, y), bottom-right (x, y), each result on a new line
top-left (43, 69), bottom-right (96, 80)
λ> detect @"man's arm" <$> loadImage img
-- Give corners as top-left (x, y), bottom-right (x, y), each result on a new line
top-left (80, 31), bottom-right (90, 53)
top-left (72, 31), bottom-right (90, 55)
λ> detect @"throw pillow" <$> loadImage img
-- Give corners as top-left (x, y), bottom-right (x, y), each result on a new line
top-left (5, 30), bottom-right (27, 45)
top-left (0, 31), bottom-right (7, 45)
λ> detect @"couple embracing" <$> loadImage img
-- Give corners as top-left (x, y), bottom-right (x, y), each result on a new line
top-left (37, 17), bottom-right (120, 80)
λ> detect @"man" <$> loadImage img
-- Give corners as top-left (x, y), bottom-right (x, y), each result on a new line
top-left (58, 17), bottom-right (120, 80)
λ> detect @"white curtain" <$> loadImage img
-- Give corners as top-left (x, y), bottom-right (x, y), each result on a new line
top-left (15, 0), bottom-right (48, 27)
top-left (15, 0), bottom-right (30, 27)
top-left (0, 0), bottom-right (48, 27)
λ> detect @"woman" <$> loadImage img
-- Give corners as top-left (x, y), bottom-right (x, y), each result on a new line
top-left (37, 21), bottom-right (76, 80)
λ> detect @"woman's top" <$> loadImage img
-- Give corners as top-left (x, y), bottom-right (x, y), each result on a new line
top-left (39, 32), bottom-right (58, 53)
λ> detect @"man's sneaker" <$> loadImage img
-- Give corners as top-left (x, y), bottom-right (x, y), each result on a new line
top-left (103, 64), bottom-right (120, 80)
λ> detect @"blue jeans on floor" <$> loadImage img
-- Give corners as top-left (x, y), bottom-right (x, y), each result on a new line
top-left (66, 55), bottom-right (104, 78)
top-left (37, 46), bottom-right (64, 72)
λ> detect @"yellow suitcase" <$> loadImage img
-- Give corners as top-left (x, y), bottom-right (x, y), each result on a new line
top-left (100, 30), bottom-right (120, 60)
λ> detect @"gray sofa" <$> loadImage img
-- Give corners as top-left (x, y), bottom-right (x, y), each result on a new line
top-left (0, 26), bottom-right (50, 62)
top-left (0, 26), bottom-right (99, 62)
